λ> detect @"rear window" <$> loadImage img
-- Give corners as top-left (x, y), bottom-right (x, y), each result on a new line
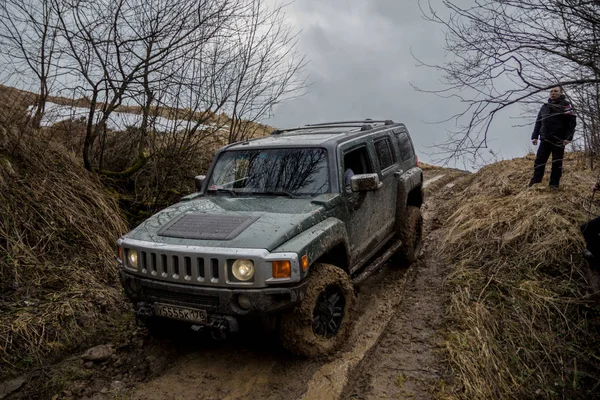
top-left (395, 131), bottom-right (414, 162)
top-left (374, 137), bottom-right (395, 170)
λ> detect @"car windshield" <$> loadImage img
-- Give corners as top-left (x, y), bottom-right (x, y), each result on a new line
top-left (207, 148), bottom-right (330, 196)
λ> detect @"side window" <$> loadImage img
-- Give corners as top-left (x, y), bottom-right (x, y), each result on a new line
top-left (342, 146), bottom-right (373, 190)
top-left (374, 137), bottom-right (395, 170)
top-left (395, 131), bottom-right (414, 162)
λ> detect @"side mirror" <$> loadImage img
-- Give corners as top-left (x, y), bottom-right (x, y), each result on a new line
top-left (194, 175), bottom-right (206, 192)
top-left (351, 173), bottom-right (383, 192)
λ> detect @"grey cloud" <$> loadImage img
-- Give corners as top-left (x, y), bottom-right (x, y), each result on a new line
top-left (266, 0), bottom-right (532, 168)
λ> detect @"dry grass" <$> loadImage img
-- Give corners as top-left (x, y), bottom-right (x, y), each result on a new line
top-left (0, 124), bottom-right (129, 379)
top-left (0, 85), bottom-right (37, 126)
top-left (438, 152), bottom-right (600, 399)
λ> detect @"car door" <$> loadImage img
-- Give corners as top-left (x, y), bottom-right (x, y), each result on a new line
top-left (339, 142), bottom-right (381, 262)
top-left (371, 134), bottom-right (400, 240)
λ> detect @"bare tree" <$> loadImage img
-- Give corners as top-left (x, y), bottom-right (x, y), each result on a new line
top-left (55, 0), bottom-right (240, 171)
top-left (133, 40), bottom-right (237, 209)
top-left (0, 0), bottom-right (62, 127)
top-left (419, 0), bottom-right (600, 164)
top-left (570, 81), bottom-right (600, 164)
top-left (226, 0), bottom-right (308, 143)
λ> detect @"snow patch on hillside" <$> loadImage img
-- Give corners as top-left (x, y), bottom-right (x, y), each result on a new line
top-left (30, 102), bottom-right (227, 133)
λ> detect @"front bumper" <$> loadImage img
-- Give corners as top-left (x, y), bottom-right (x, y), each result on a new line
top-left (119, 270), bottom-right (307, 318)
top-left (117, 238), bottom-right (302, 288)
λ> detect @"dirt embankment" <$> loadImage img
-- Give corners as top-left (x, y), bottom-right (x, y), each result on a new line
top-left (437, 153), bottom-right (600, 399)
top-left (0, 125), bottom-right (129, 383)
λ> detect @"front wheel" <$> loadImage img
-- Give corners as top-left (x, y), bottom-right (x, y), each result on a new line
top-left (279, 263), bottom-right (355, 357)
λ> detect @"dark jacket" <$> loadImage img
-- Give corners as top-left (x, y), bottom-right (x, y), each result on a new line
top-left (531, 95), bottom-right (577, 142)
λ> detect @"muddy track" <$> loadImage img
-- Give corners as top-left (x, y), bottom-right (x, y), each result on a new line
top-left (342, 174), bottom-right (461, 399)
top-left (125, 171), bottom-right (462, 400)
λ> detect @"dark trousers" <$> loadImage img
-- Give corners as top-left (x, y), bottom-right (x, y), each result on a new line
top-left (529, 140), bottom-right (565, 186)
top-left (581, 216), bottom-right (600, 266)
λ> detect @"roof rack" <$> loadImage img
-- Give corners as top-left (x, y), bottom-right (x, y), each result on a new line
top-left (270, 119), bottom-right (395, 135)
top-left (271, 124), bottom-right (366, 135)
top-left (305, 119), bottom-right (394, 126)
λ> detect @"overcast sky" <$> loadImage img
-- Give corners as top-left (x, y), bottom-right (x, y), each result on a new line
top-left (264, 0), bottom-right (533, 169)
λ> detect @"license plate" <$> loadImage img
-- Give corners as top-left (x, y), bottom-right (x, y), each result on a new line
top-left (154, 303), bottom-right (208, 324)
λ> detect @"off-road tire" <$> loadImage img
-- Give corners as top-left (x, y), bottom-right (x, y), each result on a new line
top-left (396, 205), bottom-right (423, 264)
top-left (279, 263), bottom-right (355, 357)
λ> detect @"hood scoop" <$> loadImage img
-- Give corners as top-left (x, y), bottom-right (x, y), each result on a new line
top-left (157, 213), bottom-right (259, 240)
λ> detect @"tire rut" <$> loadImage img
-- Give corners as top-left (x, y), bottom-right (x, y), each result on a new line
top-left (341, 172), bottom-right (467, 399)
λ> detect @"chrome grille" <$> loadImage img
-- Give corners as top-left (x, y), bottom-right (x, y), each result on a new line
top-left (138, 250), bottom-right (222, 284)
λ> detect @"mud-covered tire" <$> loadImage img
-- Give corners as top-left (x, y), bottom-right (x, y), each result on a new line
top-left (279, 263), bottom-right (355, 357)
top-left (396, 205), bottom-right (423, 264)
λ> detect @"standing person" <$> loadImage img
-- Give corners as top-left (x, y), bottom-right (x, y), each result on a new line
top-left (528, 86), bottom-right (577, 188)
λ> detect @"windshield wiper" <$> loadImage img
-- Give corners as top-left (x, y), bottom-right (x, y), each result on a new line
top-left (261, 190), bottom-right (299, 199)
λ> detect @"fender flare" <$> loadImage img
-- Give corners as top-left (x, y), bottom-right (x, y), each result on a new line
top-left (271, 217), bottom-right (351, 276)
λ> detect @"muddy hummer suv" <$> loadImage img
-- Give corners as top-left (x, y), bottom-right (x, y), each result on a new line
top-left (117, 119), bottom-right (423, 357)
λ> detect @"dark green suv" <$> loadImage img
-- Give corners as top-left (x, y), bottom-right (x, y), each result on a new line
top-left (117, 120), bottom-right (423, 357)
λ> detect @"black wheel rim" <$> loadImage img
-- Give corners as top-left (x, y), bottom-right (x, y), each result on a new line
top-left (312, 285), bottom-right (346, 338)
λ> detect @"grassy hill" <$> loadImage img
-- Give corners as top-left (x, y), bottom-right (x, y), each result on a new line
top-left (0, 124), bottom-right (129, 379)
top-left (436, 152), bottom-right (600, 399)
top-left (0, 84), bottom-right (275, 228)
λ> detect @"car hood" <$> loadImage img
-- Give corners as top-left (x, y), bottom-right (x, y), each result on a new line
top-left (123, 195), bottom-right (330, 251)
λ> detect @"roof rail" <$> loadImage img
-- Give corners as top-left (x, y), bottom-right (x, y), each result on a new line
top-left (271, 124), bottom-right (376, 135)
top-left (305, 119), bottom-right (394, 126)
top-left (270, 119), bottom-right (397, 136)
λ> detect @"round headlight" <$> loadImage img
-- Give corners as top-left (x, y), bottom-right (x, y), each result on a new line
top-left (232, 259), bottom-right (254, 281)
top-left (127, 249), bottom-right (138, 269)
